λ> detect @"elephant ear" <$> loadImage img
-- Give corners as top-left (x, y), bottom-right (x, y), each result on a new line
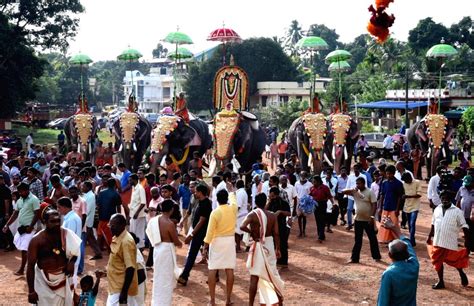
top-left (350, 119), bottom-right (361, 140)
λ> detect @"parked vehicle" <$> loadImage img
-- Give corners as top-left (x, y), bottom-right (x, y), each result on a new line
top-left (363, 133), bottom-right (385, 158)
top-left (46, 118), bottom-right (68, 130)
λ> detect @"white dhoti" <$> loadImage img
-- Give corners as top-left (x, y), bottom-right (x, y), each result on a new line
top-left (129, 217), bottom-right (146, 249)
top-left (106, 293), bottom-right (140, 306)
top-left (13, 231), bottom-right (35, 251)
top-left (246, 209), bottom-right (284, 305)
top-left (208, 236), bottom-right (236, 270)
top-left (235, 213), bottom-right (247, 235)
top-left (152, 242), bottom-right (181, 306)
top-left (34, 266), bottom-right (73, 306)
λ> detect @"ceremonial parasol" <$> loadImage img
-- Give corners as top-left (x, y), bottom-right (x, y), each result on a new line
top-left (167, 47), bottom-right (193, 60)
top-left (325, 49), bottom-right (352, 109)
top-left (207, 25), bottom-right (242, 65)
top-left (117, 47), bottom-right (143, 98)
top-left (69, 53), bottom-right (93, 111)
top-left (163, 28), bottom-right (193, 101)
top-left (426, 38), bottom-right (458, 113)
top-left (296, 36), bottom-right (329, 110)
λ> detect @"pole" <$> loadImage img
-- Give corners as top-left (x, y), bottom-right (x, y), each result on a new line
top-left (438, 66), bottom-right (442, 114)
top-left (405, 65), bottom-right (409, 128)
top-left (80, 65), bottom-right (84, 111)
top-left (310, 51), bottom-right (314, 111)
top-left (174, 42), bottom-right (178, 108)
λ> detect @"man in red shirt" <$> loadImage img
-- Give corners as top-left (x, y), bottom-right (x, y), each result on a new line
top-left (310, 175), bottom-right (334, 243)
top-left (277, 140), bottom-right (288, 164)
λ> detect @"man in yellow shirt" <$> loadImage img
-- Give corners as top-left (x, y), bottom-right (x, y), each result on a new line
top-left (401, 173), bottom-right (421, 246)
top-left (203, 186), bottom-right (238, 306)
top-left (106, 214), bottom-right (139, 305)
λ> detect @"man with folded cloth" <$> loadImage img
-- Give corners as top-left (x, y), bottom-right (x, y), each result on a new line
top-left (146, 199), bottom-right (183, 305)
top-left (26, 209), bottom-right (81, 305)
top-left (203, 185), bottom-right (238, 306)
top-left (241, 193), bottom-right (284, 306)
top-left (2, 182), bottom-right (40, 275)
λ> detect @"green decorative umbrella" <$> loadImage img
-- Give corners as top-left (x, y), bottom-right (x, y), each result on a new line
top-left (163, 28), bottom-right (193, 102)
top-left (296, 36), bottom-right (329, 50)
top-left (69, 53), bottom-right (93, 111)
top-left (167, 47), bottom-right (193, 60)
top-left (117, 47), bottom-right (143, 98)
top-left (325, 49), bottom-right (352, 63)
top-left (425, 38), bottom-right (458, 113)
top-left (328, 60), bottom-right (351, 72)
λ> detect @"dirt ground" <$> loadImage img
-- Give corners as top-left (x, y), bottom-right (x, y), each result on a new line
top-left (0, 181), bottom-right (473, 305)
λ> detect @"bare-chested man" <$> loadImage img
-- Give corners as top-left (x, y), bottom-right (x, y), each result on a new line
top-left (146, 199), bottom-right (182, 305)
top-left (26, 209), bottom-right (81, 305)
top-left (48, 174), bottom-right (69, 207)
top-left (241, 193), bottom-right (284, 306)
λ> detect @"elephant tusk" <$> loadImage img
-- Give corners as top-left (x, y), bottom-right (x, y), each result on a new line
top-left (324, 152), bottom-right (333, 167)
top-left (133, 142), bottom-right (137, 152)
top-left (118, 144), bottom-right (123, 152)
top-left (308, 152), bottom-right (313, 170)
top-left (332, 146), bottom-right (336, 160)
top-left (427, 147), bottom-right (431, 157)
top-left (344, 146), bottom-right (348, 160)
top-left (442, 147), bottom-right (446, 158)
top-left (89, 143), bottom-right (92, 153)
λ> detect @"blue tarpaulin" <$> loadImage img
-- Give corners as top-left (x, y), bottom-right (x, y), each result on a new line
top-left (356, 100), bottom-right (428, 110)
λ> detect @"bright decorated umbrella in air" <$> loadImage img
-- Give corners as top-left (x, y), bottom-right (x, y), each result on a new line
top-left (117, 47), bottom-right (143, 98)
top-left (325, 49), bottom-right (352, 109)
top-left (69, 53), bottom-right (93, 111)
top-left (167, 47), bottom-right (193, 60)
top-left (208, 25), bottom-right (242, 65)
top-left (296, 36), bottom-right (329, 108)
top-left (426, 38), bottom-right (458, 113)
top-left (163, 28), bottom-right (193, 100)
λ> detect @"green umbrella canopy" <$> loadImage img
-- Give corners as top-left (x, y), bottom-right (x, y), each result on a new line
top-left (325, 49), bottom-right (352, 63)
top-left (168, 47), bottom-right (193, 60)
top-left (426, 42), bottom-right (458, 58)
top-left (117, 47), bottom-right (143, 61)
top-left (69, 53), bottom-right (93, 65)
top-left (163, 31), bottom-right (193, 45)
top-left (328, 60), bottom-right (351, 72)
top-left (296, 36), bottom-right (328, 50)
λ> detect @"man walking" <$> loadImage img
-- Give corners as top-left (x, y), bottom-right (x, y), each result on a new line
top-left (203, 188), bottom-right (238, 306)
top-left (266, 187), bottom-right (291, 268)
top-left (427, 191), bottom-right (470, 289)
top-left (129, 174), bottom-right (147, 250)
top-left (345, 163), bottom-right (367, 231)
top-left (241, 193), bottom-right (284, 305)
top-left (97, 178), bottom-right (122, 249)
top-left (107, 214), bottom-right (139, 305)
top-left (81, 181), bottom-right (102, 260)
top-left (178, 184), bottom-right (212, 286)
top-left (294, 171), bottom-right (312, 237)
top-left (343, 177), bottom-right (381, 263)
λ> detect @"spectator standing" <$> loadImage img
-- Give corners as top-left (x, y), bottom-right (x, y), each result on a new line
top-left (455, 175), bottom-right (474, 252)
top-left (401, 173), bottom-right (421, 246)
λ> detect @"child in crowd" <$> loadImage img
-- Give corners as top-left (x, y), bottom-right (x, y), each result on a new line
top-left (76, 270), bottom-right (105, 306)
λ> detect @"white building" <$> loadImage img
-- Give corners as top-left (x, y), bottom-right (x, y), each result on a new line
top-left (122, 58), bottom-right (190, 114)
top-left (250, 79), bottom-right (330, 109)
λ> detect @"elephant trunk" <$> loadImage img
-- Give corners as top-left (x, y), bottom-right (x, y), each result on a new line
top-left (333, 144), bottom-right (345, 174)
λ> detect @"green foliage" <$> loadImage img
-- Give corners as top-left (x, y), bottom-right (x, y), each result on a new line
top-left (460, 107), bottom-right (474, 137)
top-left (184, 38), bottom-right (300, 111)
top-left (361, 120), bottom-right (376, 133)
top-left (254, 100), bottom-right (308, 130)
top-left (408, 18), bottom-right (451, 54)
top-left (152, 43), bottom-right (168, 59)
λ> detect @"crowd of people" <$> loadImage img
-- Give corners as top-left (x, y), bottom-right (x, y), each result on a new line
top-left (0, 131), bottom-right (472, 305)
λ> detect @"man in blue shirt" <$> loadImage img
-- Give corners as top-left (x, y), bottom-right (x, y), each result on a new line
top-left (378, 218), bottom-right (419, 306)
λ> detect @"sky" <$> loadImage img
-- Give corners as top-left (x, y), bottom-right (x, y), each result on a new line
top-left (68, 0), bottom-right (473, 61)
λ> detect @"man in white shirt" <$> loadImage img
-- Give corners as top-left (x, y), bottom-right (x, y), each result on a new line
top-left (251, 175), bottom-right (262, 209)
top-left (395, 161), bottom-right (414, 181)
top-left (25, 133), bottom-right (34, 150)
top-left (81, 181), bottom-right (102, 260)
top-left (235, 179), bottom-right (248, 252)
top-left (322, 168), bottom-right (338, 233)
top-left (211, 174), bottom-right (229, 210)
top-left (261, 172), bottom-right (271, 196)
top-left (427, 166), bottom-right (443, 210)
top-left (294, 171), bottom-right (312, 237)
top-left (427, 191), bottom-right (470, 290)
top-left (336, 167), bottom-right (349, 225)
top-left (382, 134), bottom-right (393, 159)
top-left (280, 175), bottom-right (296, 213)
top-left (345, 163), bottom-right (368, 230)
top-left (128, 174), bottom-right (147, 250)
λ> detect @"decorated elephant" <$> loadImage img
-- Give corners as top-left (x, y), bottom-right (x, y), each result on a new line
top-left (288, 113), bottom-right (329, 174)
top-left (407, 113), bottom-right (453, 178)
top-left (210, 110), bottom-right (266, 174)
top-left (113, 97), bottom-right (152, 172)
top-left (64, 96), bottom-right (99, 161)
top-left (324, 113), bottom-right (360, 174)
top-left (150, 112), bottom-right (212, 174)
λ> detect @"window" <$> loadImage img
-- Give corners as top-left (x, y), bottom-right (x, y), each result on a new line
top-left (296, 96), bottom-right (302, 101)
top-left (261, 96), bottom-right (268, 107)
top-left (163, 87), bottom-right (171, 99)
top-left (279, 96), bottom-right (289, 103)
top-left (160, 67), bottom-right (167, 75)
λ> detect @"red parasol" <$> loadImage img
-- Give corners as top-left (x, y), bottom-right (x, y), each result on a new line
top-left (207, 25), bottom-right (242, 65)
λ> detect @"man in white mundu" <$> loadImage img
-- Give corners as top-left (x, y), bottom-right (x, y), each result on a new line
top-left (146, 199), bottom-right (183, 306)
top-left (26, 209), bottom-right (81, 306)
top-left (241, 193), bottom-right (284, 305)
top-left (203, 187), bottom-right (238, 306)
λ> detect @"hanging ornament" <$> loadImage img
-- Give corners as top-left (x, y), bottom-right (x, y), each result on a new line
top-left (367, 0), bottom-right (395, 43)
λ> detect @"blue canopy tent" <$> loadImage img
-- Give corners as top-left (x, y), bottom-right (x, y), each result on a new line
top-left (355, 100), bottom-right (428, 110)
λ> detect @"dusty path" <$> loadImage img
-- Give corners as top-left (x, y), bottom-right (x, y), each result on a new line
top-left (0, 181), bottom-right (473, 305)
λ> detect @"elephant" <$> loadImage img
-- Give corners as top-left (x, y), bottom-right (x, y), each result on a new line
top-left (407, 114), bottom-right (453, 178)
top-left (149, 115), bottom-right (213, 174)
top-left (113, 111), bottom-right (152, 172)
top-left (210, 111), bottom-right (266, 174)
top-left (324, 113), bottom-right (360, 174)
top-left (288, 113), bottom-right (329, 174)
top-left (64, 113), bottom-right (99, 161)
